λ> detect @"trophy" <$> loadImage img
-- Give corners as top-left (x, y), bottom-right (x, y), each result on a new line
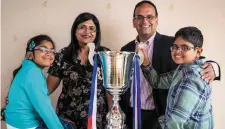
top-left (87, 43), bottom-right (143, 129)
top-left (98, 51), bottom-right (136, 129)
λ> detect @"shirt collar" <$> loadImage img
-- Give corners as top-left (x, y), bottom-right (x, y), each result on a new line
top-left (22, 59), bottom-right (39, 69)
top-left (135, 32), bottom-right (157, 45)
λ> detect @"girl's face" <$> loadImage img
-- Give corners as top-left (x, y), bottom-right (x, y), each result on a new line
top-left (75, 20), bottom-right (97, 47)
top-left (28, 40), bottom-right (55, 68)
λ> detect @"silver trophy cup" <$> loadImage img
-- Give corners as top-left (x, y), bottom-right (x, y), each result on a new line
top-left (98, 51), bottom-right (136, 129)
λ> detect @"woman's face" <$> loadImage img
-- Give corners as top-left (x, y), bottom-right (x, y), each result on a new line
top-left (75, 20), bottom-right (97, 47)
top-left (28, 40), bottom-right (55, 68)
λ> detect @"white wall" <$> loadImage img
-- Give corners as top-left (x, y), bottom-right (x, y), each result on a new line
top-left (1, 0), bottom-right (225, 128)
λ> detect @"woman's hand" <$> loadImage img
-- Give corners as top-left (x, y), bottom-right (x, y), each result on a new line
top-left (5, 95), bottom-right (8, 105)
top-left (47, 75), bottom-right (61, 94)
top-left (87, 43), bottom-right (95, 66)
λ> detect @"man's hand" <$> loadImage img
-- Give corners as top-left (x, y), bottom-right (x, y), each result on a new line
top-left (201, 62), bottom-right (215, 84)
top-left (136, 45), bottom-right (151, 67)
top-left (141, 48), bottom-right (151, 67)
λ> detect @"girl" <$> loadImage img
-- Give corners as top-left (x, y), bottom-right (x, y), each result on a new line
top-left (4, 35), bottom-right (64, 129)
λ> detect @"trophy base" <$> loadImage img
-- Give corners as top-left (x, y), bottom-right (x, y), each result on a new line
top-left (105, 124), bottom-right (127, 129)
top-left (105, 95), bottom-right (128, 129)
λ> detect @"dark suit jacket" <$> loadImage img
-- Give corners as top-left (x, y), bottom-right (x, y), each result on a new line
top-left (119, 32), bottom-right (221, 117)
top-left (120, 33), bottom-right (177, 117)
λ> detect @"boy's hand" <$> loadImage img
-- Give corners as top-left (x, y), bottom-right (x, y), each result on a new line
top-left (201, 62), bottom-right (215, 84)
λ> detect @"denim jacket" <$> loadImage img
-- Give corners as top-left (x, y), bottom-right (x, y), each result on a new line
top-left (142, 58), bottom-right (214, 129)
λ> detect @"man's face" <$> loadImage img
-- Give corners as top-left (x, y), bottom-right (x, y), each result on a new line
top-left (133, 3), bottom-right (158, 38)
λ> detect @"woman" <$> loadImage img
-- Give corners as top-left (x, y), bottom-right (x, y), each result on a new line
top-left (47, 12), bottom-right (111, 129)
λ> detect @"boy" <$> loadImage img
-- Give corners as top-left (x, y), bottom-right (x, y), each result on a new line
top-left (140, 26), bottom-right (213, 129)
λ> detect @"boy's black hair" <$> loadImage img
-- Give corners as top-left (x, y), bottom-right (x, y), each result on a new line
top-left (175, 26), bottom-right (204, 47)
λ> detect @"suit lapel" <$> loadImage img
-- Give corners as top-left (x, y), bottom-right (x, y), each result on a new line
top-left (152, 32), bottom-right (162, 72)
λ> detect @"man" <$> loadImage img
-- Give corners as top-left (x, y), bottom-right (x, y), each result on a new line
top-left (120, 1), bottom-right (221, 129)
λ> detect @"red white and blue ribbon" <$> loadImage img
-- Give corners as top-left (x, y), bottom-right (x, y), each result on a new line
top-left (132, 54), bottom-right (142, 129)
top-left (87, 54), bottom-right (98, 129)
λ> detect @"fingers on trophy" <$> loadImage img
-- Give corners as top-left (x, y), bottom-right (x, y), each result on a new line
top-left (87, 42), bottom-right (145, 66)
top-left (137, 42), bottom-right (147, 65)
top-left (87, 43), bottom-right (95, 66)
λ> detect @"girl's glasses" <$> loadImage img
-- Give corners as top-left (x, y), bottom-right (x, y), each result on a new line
top-left (34, 47), bottom-right (56, 54)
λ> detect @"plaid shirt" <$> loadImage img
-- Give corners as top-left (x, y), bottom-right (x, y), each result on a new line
top-left (142, 58), bottom-right (214, 129)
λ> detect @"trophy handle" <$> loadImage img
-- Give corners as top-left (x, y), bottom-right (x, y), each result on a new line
top-left (87, 43), bottom-right (95, 66)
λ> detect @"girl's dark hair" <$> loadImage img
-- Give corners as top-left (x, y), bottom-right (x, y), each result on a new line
top-left (13, 34), bottom-right (55, 77)
top-left (63, 12), bottom-right (101, 62)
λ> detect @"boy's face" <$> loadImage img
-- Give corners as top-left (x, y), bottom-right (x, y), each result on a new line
top-left (171, 36), bottom-right (202, 65)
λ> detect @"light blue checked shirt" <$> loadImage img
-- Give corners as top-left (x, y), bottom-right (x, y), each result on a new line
top-left (142, 58), bottom-right (214, 129)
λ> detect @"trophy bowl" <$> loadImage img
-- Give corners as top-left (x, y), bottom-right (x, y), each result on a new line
top-left (98, 51), bottom-right (135, 129)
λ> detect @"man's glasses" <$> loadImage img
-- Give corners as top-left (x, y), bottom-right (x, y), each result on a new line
top-left (77, 25), bottom-right (96, 33)
top-left (170, 44), bottom-right (195, 52)
top-left (34, 47), bottom-right (56, 54)
top-left (133, 15), bottom-right (156, 22)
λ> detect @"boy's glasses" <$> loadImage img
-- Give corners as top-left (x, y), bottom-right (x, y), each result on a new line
top-left (34, 47), bottom-right (56, 54)
top-left (170, 44), bottom-right (195, 52)
top-left (133, 15), bottom-right (156, 22)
